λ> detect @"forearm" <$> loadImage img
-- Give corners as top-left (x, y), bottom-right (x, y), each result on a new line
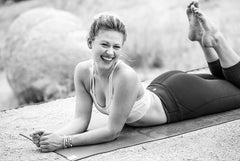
top-left (54, 118), bottom-right (89, 136)
top-left (70, 127), bottom-right (118, 146)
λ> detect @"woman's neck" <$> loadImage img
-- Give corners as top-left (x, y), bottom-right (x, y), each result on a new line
top-left (93, 62), bottom-right (117, 80)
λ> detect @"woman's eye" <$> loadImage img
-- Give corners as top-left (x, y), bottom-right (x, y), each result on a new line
top-left (114, 46), bottom-right (120, 50)
top-left (101, 43), bottom-right (109, 47)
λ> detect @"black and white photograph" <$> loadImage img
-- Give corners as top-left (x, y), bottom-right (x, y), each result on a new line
top-left (1, 0), bottom-right (240, 160)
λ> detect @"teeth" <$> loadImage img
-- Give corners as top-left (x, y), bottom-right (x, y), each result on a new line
top-left (102, 56), bottom-right (113, 61)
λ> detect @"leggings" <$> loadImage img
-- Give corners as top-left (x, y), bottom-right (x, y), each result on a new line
top-left (147, 60), bottom-right (240, 123)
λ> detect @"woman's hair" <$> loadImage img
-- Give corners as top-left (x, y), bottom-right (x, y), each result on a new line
top-left (88, 12), bottom-right (127, 44)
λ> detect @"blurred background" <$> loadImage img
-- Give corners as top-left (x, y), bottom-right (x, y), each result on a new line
top-left (0, 0), bottom-right (240, 110)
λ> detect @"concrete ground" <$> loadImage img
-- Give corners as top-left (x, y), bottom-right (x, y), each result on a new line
top-left (1, 97), bottom-right (240, 161)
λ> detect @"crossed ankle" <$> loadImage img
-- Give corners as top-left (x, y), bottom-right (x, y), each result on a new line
top-left (212, 32), bottom-right (225, 47)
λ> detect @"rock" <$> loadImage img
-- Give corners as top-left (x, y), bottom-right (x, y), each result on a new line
top-left (2, 7), bottom-right (90, 105)
top-left (0, 72), bottom-right (18, 110)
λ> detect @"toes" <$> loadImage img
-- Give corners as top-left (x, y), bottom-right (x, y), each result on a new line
top-left (193, 8), bottom-right (199, 15)
top-left (190, 5), bottom-right (198, 13)
top-left (187, 1), bottom-right (199, 15)
top-left (191, 6), bottom-right (201, 16)
top-left (196, 12), bottom-right (205, 23)
top-left (191, 7), bottom-right (203, 18)
top-left (188, 1), bottom-right (199, 9)
top-left (187, 1), bottom-right (195, 8)
top-left (192, 1), bottom-right (199, 8)
top-left (195, 11), bottom-right (202, 17)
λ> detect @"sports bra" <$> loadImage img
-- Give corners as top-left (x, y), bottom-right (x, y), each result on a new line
top-left (89, 60), bottom-right (151, 123)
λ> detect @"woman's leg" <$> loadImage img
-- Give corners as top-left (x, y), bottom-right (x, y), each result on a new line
top-left (188, 1), bottom-right (240, 85)
top-left (193, 4), bottom-right (240, 87)
top-left (187, 2), bottom-right (223, 78)
top-left (187, 1), bottom-right (219, 63)
top-left (149, 2), bottom-right (240, 123)
top-left (190, 2), bottom-right (240, 68)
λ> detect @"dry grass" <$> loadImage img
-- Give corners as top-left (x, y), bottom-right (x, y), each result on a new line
top-left (0, 0), bottom-right (240, 108)
top-left (1, 0), bottom-right (240, 72)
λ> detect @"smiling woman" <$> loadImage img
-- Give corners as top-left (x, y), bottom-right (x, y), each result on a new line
top-left (91, 30), bottom-right (123, 71)
top-left (87, 12), bottom-right (126, 72)
top-left (30, 2), bottom-right (240, 152)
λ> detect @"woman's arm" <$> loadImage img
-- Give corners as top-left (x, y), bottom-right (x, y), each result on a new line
top-left (54, 62), bottom-right (93, 135)
top-left (35, 62), bottom-right (94, 152)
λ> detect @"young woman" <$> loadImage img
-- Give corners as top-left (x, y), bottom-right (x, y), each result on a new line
top-left (31, 1), bottom-right (240, 152)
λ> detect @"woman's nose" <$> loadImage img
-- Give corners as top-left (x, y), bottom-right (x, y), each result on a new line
top-left (106, 47), bottom-right (114, 56)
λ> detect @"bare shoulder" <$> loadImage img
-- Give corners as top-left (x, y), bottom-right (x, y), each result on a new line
top-left (74, 60), bottom-right (92, 90)
top-left (111, 61), bottom-right (142, 108)
top-left (75, 60), bottom-right (91, 77)
top-left (113, 61), bottom-right (140, 86)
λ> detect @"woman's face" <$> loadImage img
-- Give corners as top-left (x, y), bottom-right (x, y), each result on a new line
top-left (90, 29), bottom-right (124, 70)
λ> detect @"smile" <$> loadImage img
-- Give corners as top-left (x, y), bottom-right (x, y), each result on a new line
top-left (101, 55), bottom-right (115, 62)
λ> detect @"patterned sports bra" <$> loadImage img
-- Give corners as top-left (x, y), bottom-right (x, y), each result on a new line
top-left (89, 60), bottom-right (152, 123)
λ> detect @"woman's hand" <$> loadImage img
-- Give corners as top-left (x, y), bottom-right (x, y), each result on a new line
top-left (38, 133), bottom-right (64, 152)
top-left (30, 130), bottom-right (45, 147)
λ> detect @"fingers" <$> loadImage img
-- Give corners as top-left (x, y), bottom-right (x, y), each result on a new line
top-left (40, 145), bottom-right (50, 153)
top-left (31, 133), bottom-right (40, 144)
top-left (32, 130), bottom-right (45, 136)
top-left (32, 137), bottom-right (39, 144)
top-left (41, 131), bottom-right (52, 136)
top-left (30, 130), bottom-right (49, 147)
top-left (32, 133), bottom-right (41, 139)
top-left (30, 130), bottom-right (45, 140)
top-left (40, 144), bottom-right (48, 149)
top-left (39, 141), bottom-right (49, 145)
top-left (30, 130), bottom-right (51, 140)
top-left (39, 144), bottom-right (55, 153)
top-left (40, 136), bottom-right (48, 141)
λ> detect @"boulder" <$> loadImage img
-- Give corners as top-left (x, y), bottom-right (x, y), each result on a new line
top-left (2, 7), bottom-right (90, 105)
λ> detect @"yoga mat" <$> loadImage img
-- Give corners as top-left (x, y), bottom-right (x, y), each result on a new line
top-left (21, 108), bottom-right (240, 161)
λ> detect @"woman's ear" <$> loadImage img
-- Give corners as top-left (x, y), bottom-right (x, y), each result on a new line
top-left (87, 38), bottom-right (92, 49)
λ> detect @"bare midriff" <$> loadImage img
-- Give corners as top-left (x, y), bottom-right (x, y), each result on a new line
top-left (127, 90), bottom-right (168, 127)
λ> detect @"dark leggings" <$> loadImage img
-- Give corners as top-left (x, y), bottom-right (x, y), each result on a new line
top-left (147, 60), bottom-right (240, 123)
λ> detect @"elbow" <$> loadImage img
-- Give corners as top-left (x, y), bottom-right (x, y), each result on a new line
top-left (107, 129), bottom-right (121, 141)
top-left (112, 131), bottom-right (121, 140)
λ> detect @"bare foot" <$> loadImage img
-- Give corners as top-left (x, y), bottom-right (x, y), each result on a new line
top-left (193, 5), bottom-right (221, 47)
top-left (186, 1), bottom-right (203, 41)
